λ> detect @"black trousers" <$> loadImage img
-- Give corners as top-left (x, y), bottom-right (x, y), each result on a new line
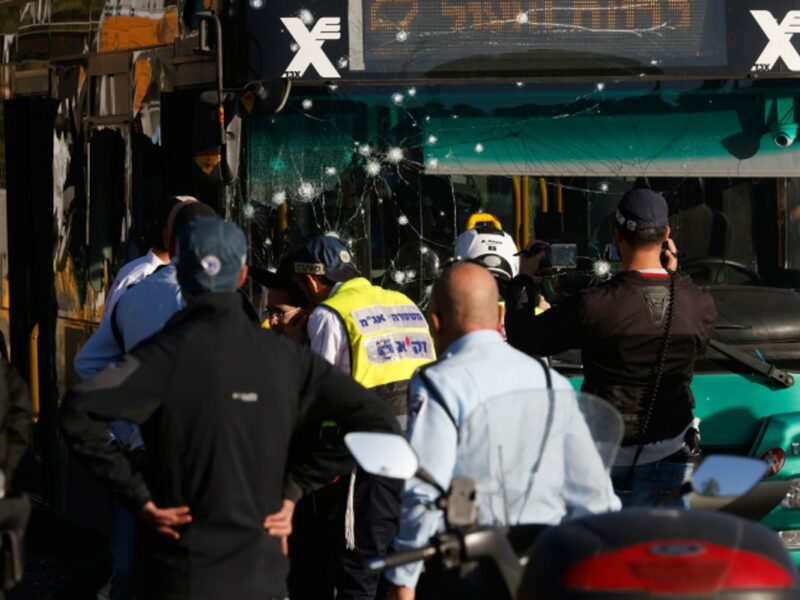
top-left (288, 469), bottom-right (402, 600)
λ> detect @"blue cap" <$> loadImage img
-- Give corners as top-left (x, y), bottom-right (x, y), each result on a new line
top-left (616, 189), bottom-right (669, 232)
top-left (176, 218), bottom-right (247, 296)
top-left (292, 234), bottom-right (359, 283)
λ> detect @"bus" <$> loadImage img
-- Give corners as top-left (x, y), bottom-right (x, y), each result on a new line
top-left (5, 0), bottom-right (800, 563)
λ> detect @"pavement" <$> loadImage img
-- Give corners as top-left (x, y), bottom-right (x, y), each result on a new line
top-left (8, 509), bottom-right (108, 600)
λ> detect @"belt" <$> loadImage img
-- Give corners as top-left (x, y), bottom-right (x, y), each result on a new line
top-left (661, 444), bottom-right (702, 465)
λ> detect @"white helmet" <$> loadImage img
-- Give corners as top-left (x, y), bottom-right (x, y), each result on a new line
top-left (453, 224), bottom-right (519, 281)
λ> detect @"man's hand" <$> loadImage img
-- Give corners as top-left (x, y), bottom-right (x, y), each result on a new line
top-left (138, 501), bottom-right (192, 540)
top-left (661, 238), bottom-right (679, 271)
top-left (518, 241), bottom-right (548, 277)
top-left (536, 295), bottom-right (551, 313)
top-left (388, 585), bottom-right (416, 600)
top-left (264, 499), bottom-right (296, 555)
top-left (282, 310), bottom-right (310, 344)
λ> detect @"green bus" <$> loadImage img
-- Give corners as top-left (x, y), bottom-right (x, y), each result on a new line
top-left (5, 0), bottom-right (800, 566)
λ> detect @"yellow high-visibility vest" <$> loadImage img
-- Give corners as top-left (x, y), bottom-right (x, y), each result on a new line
top-left (321, 278), bottom-right (435, 390)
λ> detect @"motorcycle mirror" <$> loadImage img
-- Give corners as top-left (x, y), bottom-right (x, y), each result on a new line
top-left (692, 455), bottom-right (767, 498)
top-left (344, 432), bottom-right (419, 480)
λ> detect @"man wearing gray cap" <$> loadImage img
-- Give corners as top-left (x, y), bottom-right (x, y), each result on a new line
top-left (506, 189), bottom-right (718, 507)
top-left (61, 219), bottom-right (398, 600)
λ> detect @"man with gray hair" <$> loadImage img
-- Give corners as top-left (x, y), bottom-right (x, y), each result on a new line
top-left (385, 262), bottom-right (619, 599)
top-left (62, 219), bottom-right (397, 600)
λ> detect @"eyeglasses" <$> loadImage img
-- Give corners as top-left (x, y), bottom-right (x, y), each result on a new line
top-left (266, 306), bottom-right (302, 320)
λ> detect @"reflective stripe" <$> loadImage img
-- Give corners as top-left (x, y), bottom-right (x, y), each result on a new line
top-left (322, 278), bottom-right (435, 389)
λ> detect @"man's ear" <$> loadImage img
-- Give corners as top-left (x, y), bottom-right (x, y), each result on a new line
top-left (295, 274), bottom-right (315, 300)
top-left (237, 265), bottom-right (249, 290)
top-left (430, 310), bottom-right (443, 336)
top-left (664, 224), bottom-right (671, 241)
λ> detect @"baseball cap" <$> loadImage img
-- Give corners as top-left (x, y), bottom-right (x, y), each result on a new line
top-left (453, 224), bottom-right (519, 281)
top-left (176, 218), bottom-right (247, 296)
top-left (615, 189), bottom-right (669, 232)
top-left (291, 234), bottom-right (360, 283)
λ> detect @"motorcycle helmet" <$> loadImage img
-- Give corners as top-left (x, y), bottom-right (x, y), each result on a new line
top-left (453, 222), bottom-right (519, 282)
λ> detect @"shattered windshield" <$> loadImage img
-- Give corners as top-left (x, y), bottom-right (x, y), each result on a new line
top-left (242, 81), bottom-right (800, 308)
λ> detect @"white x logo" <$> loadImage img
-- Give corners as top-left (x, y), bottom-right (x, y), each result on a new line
top-left (751, 10), bottom-right (800, 71)
top-left (281, 17), bottom-right (342, 79)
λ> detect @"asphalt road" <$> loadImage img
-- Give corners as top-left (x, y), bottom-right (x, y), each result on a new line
top-left (8, 510), bottom-right (108, 600)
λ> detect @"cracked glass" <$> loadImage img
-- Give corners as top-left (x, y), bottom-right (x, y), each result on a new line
top-left (243, 80), bottom-right (800, 314)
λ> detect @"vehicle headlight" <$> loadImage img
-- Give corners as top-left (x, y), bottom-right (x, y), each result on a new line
top-left (782, 479), bottom-right (800, 509)
top-left (778, 530), bottom-right (800, 549)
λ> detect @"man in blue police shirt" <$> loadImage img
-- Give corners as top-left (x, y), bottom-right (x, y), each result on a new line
top-left (385, 262), bottom-right (619, 599)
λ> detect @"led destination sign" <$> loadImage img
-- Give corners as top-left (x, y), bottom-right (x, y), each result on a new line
top-left (229, 0), bottom-right (800, 82)
top-left (358, 0), bottom-right (726, 73)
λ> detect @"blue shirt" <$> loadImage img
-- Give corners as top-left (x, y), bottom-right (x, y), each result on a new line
top-left (385, 330), bottom-right (620, 588)
top-left (74, 264), bottom-right (184, 381)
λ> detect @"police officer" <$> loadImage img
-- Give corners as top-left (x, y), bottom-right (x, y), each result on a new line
top-left (385, 262), bottom-right (618, 599)
top-left (288, 234), bottom-right (434, 599)
top-left (506, 189), bottom-right (718, 507)
top-left (61, 219), bottom-right (397, 600)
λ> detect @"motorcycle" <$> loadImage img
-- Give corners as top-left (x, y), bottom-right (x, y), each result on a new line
top-left (345, 391), bottom-right (800, 599)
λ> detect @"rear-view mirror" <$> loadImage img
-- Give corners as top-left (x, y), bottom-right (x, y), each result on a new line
top-left (693, 455), bottom-right (767, 498)
top-left (344, 432), bottom-right (419, 480)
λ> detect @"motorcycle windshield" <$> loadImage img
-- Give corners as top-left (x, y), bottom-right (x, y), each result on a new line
top-left (457, 390), bottom-right (623, 527)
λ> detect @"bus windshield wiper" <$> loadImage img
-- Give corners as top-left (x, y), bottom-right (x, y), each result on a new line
top-left (709, 339), bottom-right (795, 389)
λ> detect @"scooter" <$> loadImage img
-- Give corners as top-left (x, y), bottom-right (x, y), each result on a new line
top-left (345, 392), bottom-right (800, 599)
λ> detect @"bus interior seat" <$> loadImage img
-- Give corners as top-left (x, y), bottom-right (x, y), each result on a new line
top-left (670, 203), bottom-right (734, 262)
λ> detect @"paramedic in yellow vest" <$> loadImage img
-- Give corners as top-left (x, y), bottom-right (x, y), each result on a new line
top-left (293, 234), bottom-right (434, 424)
top-left (289, 233), bottom-right (434, 600)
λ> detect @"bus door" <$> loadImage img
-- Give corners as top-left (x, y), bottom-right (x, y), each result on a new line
top-left (4, 97), bottom-right (60, 506)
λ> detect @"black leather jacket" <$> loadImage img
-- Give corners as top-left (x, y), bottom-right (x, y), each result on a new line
top-left (506, 271), bottom-right (718, 446)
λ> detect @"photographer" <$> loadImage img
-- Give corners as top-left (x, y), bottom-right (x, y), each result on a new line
top-left (506, 189), bottom-right (718, 507)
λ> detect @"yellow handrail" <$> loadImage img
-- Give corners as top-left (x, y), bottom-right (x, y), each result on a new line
top-left (29, 323), bottom-right (39, 423)
top-left (539, 178), bottom-right (549, 214)
top-left (512, 176), bottom-right (522, 248)
top-left (521, 176), bottom-right (531, 247)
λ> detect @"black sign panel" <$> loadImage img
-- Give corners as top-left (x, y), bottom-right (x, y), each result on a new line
top-left (224, 0), bottom-right (800, 83)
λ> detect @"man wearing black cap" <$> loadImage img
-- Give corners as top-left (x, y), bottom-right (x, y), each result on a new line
top-left (61, 219), bottom-right (397, 600)
top-left (506, 189), bottom-right (718, 507)
top-left (288, 234), bottom-right (433, 599)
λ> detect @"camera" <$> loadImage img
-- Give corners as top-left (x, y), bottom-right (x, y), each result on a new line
top-left (773, 123), bottom-right (798, 148)
top-left (519, 243), bottom-right (577, 269)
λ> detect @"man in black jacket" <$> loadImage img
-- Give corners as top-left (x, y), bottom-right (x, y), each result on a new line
top-left (61, 218), bottom-right (398, 600)
top-left (506, 189), bottom-right (718, 507)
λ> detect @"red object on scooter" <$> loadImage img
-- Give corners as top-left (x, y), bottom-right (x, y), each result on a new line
top-left (519, 509), bottom-right (799, 599)
top-left (562, 540), bottom-right (794, 594)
